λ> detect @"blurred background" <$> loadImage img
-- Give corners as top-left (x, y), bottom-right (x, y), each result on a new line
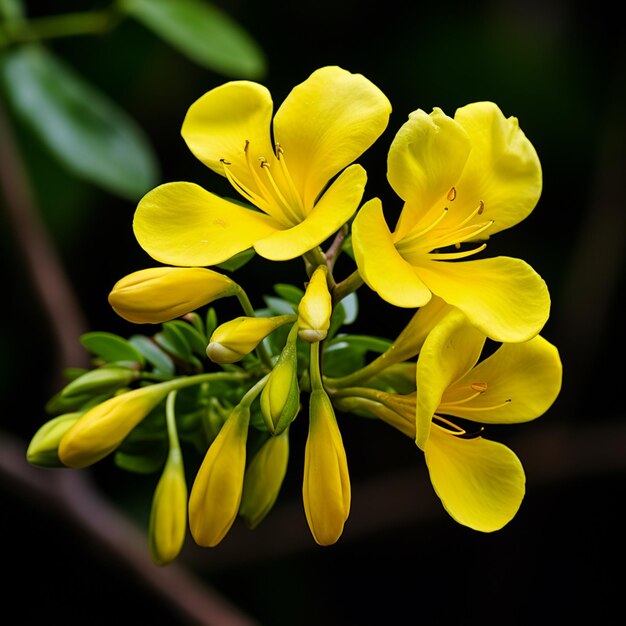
top-left (1, 1), bottom-right (624, 624)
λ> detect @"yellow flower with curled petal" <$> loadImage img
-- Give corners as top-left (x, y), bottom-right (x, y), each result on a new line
top-left (352, 102), bottom-right (550, 343)
top-left (334, 309), bottom-right (562, 532)
top-left (133, 66), bottom-right (391, 266)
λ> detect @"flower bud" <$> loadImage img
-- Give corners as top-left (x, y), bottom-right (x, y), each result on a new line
top-left (58, 383), bottom-right (172, 468)
top-left (206, 314), bottom-right (295, 364)
top-left (60, 367), bottom-right (138, 399)
top-left (188, 403), bottom-right (250, 547)
top-left (149, 447), bottom-right (188, 566)
top-left (108, 267), bottom-right (239, 324)
top-left (260, 324), bottom-right (300, 434)
top-left (298, 265), bottom-right (332, 343)
top-left (303, 388), bottom-right (351, 546)
top-left (27, 412), bottom-right (82, 468)
top-left (239, 429), bottom-right (290, 529)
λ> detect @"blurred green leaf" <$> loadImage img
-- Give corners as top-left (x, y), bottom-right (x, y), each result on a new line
top-left (121, 0), bottom-right (267, 79)
top-left (273, 283), bottom-right (304, 305)
top-left (0, 0), bottom-right (24, 21)
top-left (80, 331), bottom-right (145, 365)
top-left (164, 320), bottom-right (207, 357)
top-left (0, 45), bottom-right (159, 200)
top-left (216, 248), bottom-right (255, 272)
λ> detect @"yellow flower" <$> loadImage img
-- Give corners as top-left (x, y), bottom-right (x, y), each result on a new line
top-left (58, 383), bottom-right (172, 468)
top-left (206, 314), bottom-right (294, 364)
top-left (303, 388), bottom-right (351, 546)
top-left (108, 266), bottom-right (238, 324)
top-left (27, 412), bottom-right (82, 468)
top-left (297, 265), bottom-right (332, 343)
top-left (352, 102), bottom-right (550, 342)
top-left (188, 403), bottom-right (250, 547)
top-left (132, 66), bottom-right (391, 266)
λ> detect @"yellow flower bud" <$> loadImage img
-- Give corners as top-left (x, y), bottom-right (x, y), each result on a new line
top-left (58, 384), bottom-right (172, 468)
top-left (27, 412), bottom-right (82, 468)
top-left (239, 429), bottom-right (290, 529)
top-left (108, 267), bottom-right (239, 324)
top-left (149, 447), bottom-right (188, 566)
top-left (298, 265), bottom-right (332, 343)
top-left (206, 314), bottom-right (295, 364)
top-left (188, 403), bottom-right (250, 547)
top-left (303, 388), bottom-right (351, 546)
top-left (260, 324), bottom-right (300, 434)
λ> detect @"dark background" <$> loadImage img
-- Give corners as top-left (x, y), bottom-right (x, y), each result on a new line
top-left (2, 1), bottom-right (624, 625)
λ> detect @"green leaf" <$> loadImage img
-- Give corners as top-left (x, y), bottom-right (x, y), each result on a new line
top-left (0, 0), bottom-right (24, 21)
top-left (205, 307), bottom-right (218, 339)
top-left (121, 0), bottom-right (267, 78)
top-left (0, 45), bottom-right (159, 200)
top-left (273, 283), bottom-right (304, 305)
top-left (263, 295), bottom-right (297, 316)
top-left (114, 446), bottom-right (167, 475)
top-left (216, 248), bottom-right (255, 272)
top-left (165, 320), bottom-right (208, 357)
top-left (80, 331), bottom-right (145, 366)
top-left (129, 334), bottom-right (176, 376)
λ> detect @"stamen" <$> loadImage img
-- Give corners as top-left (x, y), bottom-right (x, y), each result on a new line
top-left (439, 398), bottom-right (512, 413)
top-left (258, 158), bottom-right (302, 223)
top-left (471, 382), bottom-right (488, 392)
top-left (447, 187), bottom-right (457, 201)
top-left (399, 207), bottom-right (449, 248)
top-left (275, 142), bottom-right (306, 217)
top-left (221, 159), bottom-right (273, 212)
top-left (433, 415), bottom-right (485, 439)
top-left (429, 243), bottom-right (487, 261)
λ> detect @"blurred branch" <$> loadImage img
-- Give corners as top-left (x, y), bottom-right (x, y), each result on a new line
top-left (0, 430), bottom-right (261, 626)
top-left (0, 96), bottom-right (89, 376)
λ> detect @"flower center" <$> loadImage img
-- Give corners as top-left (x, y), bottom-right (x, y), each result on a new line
top-left (396, 187), bottom-right (494, 263)
top-left (220, 141), bottom-right (305, 227)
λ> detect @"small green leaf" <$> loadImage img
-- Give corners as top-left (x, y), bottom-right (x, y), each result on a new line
top-left (205, 307), bottom-right (218, 339)
top-left (0, 45), bottom-right (159, 200)
top-left (165, 320), bottom-right (207, 357)
top-left (80, 331), bottom-right (145, 365)
top-left (121, 0), bottom-right (267, 78)
top-left (263, 296), bottom-right (297, 316)
top-left (158, 323), bottom-right (193, 363)
top-left (129, 335), bottom-right (175, 376)
top-left (217, 248), bottom-right (255, 272)
top-left (340, 292), bottom-right (358, 325)
top-left (114, 446), bottom-right (167, 475)
top-left (273, 283), bottom-right (304, 305)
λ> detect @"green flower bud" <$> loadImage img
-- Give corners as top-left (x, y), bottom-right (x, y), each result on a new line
top-left (188, 403), bottom-right (251, 547)
top-left (260, 324), bottom-right (300, 434)
top-left (303, 388), bottom-right (351, 546)
top-left (60, 367), bottom-right (138, 399)
top-left (239, 429), bottom-right (290, 529)
top-left (298, 265), bottom-right (332, 343)
top-left (109, 266), bottom-right (239, 324)
top-left (206, 314), bottom-right (295, 364)
top-left (26, 412), bottom-right (82, 468)
top-left (149, 447), bottom-right (188, 566)
top-left (58, 383), bottom-right (173, 468)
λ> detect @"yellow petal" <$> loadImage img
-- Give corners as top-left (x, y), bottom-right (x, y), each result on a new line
top-left (108, 266), bottom-right (238, 324)
top-left (417, 256), bottom-right (550, 343)
top-left (188, 404), bottom-right (250, 547)
top-left (352, 198), bottom-right (432, 307)
top-left (253, 164), bottom-right (367, 260)
top-left (273, 66), bottom-right (391, 209)
top-left (133, 182), bottom-right (282, 267)
top-left (416, 310), bottom-right (486, 449)
top-left (454, 102), bottom-right (542, 236)
top-left (387, 107), bottom-right (471, 237)
top-left (181, 80), bottom-right (275, 193)
top-left (303, 389), bottom-right (351, 546)
top-left (446, 335), bottom-right (562, 424)
top-left (425, 426), bottom-right (526, 532)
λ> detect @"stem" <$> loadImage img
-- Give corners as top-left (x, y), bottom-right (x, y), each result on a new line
top-left (239, 372), bottom-right (270, 408)
top-left (303, 247), bottom-right (337, 290)
top-left (309, 341), bottom-right (323, 391)
top-left (165, 391), bottom-right (181, 452)
top-left (325, 225), bottom-right (348, 271)
top-left (332, 269), bottom-right (364, 306)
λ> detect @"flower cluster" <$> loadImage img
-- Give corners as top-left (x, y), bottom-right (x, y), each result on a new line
top-left (28, 66), bottom-right (562, 563)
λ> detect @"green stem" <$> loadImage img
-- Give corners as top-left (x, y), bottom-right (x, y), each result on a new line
top-left (303, 247), bottom-right (337, 290)
top-left (165, 390), bottom-right (181, 452)
top-left (309, 341), bottom-right (323, 391)
top-left (332, 269), bottom-right (364, 306)
top-left (238, 372), bottom-right (270, 408)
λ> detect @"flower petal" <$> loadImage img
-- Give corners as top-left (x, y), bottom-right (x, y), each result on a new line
top-left (253, 164), bottom-right (366, 260)
top-left (454, 102), bottom-right (542, 236)
top-left (181, 80), bottom-right (275, 192)
top-left (447, 335), bottom-right (562, 424)
top-left (273, 66), bottom-right (391, 209)
top-left (418, 256), bottom-right (550, 342)
top-left (387, 107), bottom-right (471, 238)
top-left (425, 426), bottom-right (525, 532)
top-left (133, 182), bottom-right (282, 266)
top-left (352, 198), bottom-right (432, 307)
top-left (416, 310), bottom-right (486, 449)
